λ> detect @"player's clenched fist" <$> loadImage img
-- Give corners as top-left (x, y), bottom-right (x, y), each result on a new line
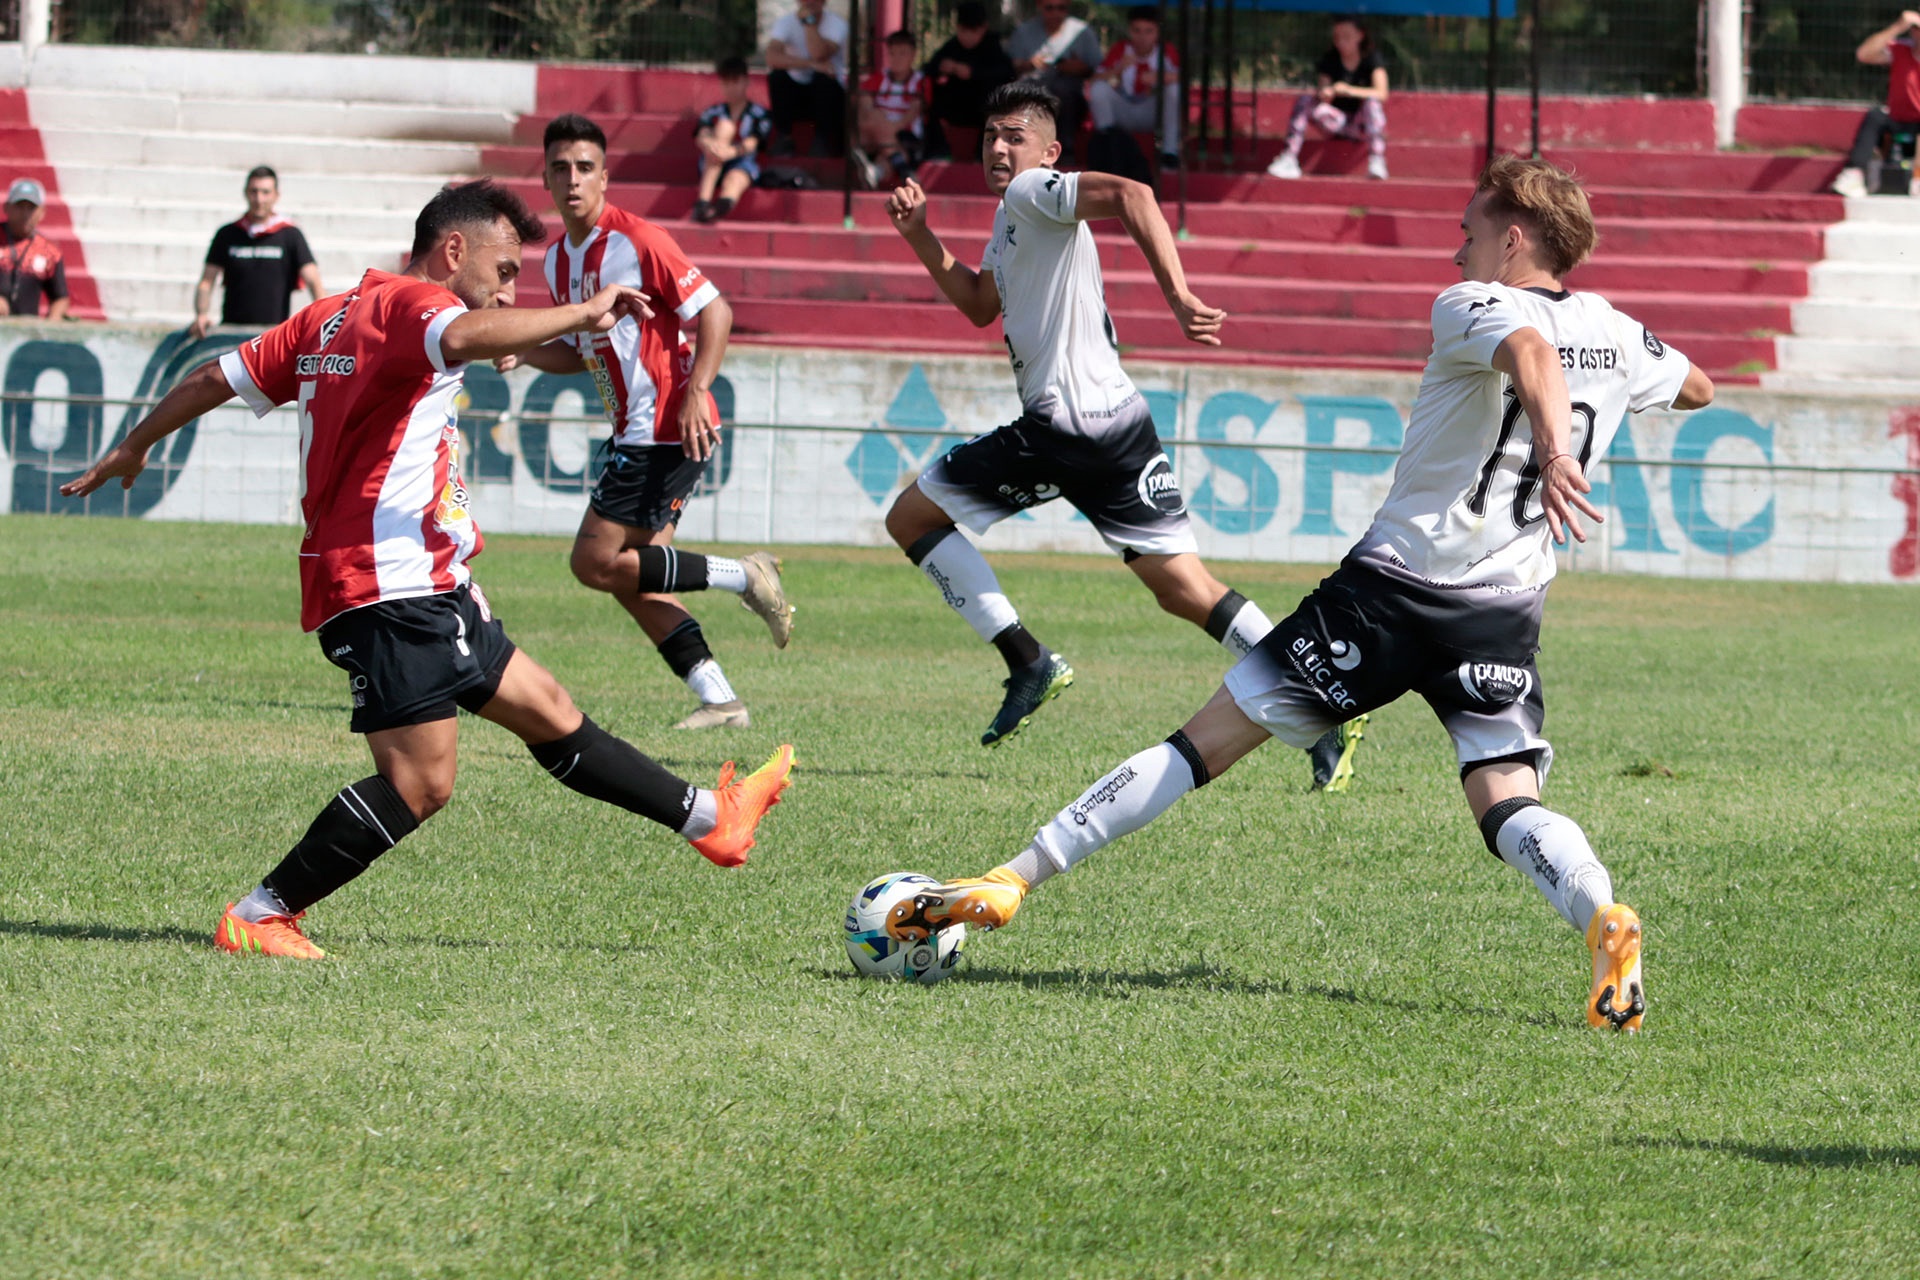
top-left (1171, 291), bottom-right (1227, 347)
top-left (888, 178), bottom-right (929, 235)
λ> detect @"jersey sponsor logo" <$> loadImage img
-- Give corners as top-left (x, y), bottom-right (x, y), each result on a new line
top-left (1069, 762), bottom-right (1138, 825)
top-left (1643, 327), bottom-right (1667, 358)
top-left (421, 308), bottom-right (442, 320)
top-left (1286, 636), bottom-right (1359, 712)
top-left (294, 353), bottom-right (357, 376)
top-left (328, 643), bottom-right (353, 658)
top-left (581, 271), bottom-right (599, 296)
top-left (1463, 295), bottom-right (1502, 337)
top-left (1457, 660), bottom-right (1533, 704)
top-left (677, 265), bottom-right (702, 289)
top-left (1136, 453), bottom-right (1184, 515)
top-left (1328, 639), bottom-right (1362, 671)
top-left (226, 245), bottom-right (285, 259)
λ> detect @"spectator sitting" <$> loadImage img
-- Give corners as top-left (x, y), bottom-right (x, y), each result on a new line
top-left (1265, 14), bottom-right (1390, 181)
top-left (1089, 5), bottom-right (1183, 169)
top-left (765, 0), bottom-right (849, 158)
top-left (1008, 0), bottom-right (1101, 163)
top-left (855, 29), bottom-right (932, 187)
top-left (1831, 10), bottom-right (1920, 197)
top-left (923, 1), bottom-right (1015, 160)
top-left (692, 56), bottom-right (771, 224)
top-left (190, 165), bottom-right (322, 338)
top-left (0, 179), bottom-right (69, 321)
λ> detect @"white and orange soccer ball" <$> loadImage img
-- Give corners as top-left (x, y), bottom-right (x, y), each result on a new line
top-left (844, 872), bottom-right (966, 984)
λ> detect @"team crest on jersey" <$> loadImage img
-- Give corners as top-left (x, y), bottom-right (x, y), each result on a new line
top-left (1457, 661), bottom-right (1532, 705)
top-left (1136, 453), bottom-right (1184, 515)
top-left (318, 305), bottom-right (347, 350)
top-left (581, 271), bottom-right (599, 296)
top-left (1643, 327), bottom-right (1667, 358)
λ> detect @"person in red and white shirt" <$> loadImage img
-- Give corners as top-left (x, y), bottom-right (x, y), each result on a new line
top-left (1088, 6), bottom-right (1182, 168)
top-left (855, 30), bottom-right (934, 186)
top-left (61, 179), bottom-right (793, 961)
top-left (505, 113), bottom-right (793, 732)
top-left (1831, 10), bottom-right (1920, 196)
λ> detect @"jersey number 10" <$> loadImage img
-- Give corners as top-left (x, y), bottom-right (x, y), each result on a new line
top-left (1465, 386), bottom-right (1597, 529)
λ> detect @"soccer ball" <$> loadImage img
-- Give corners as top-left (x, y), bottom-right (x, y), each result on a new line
top-left (844, 872), bottom-right (966, 984)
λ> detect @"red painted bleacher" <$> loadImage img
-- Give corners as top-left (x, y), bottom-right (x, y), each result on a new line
top-left (0, 89), bottom-right (103, 321)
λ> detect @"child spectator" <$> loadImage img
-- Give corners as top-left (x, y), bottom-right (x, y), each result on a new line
top-left (855, 30), bottom-right (932, 187)
top-left (922, 2), bottom-right (1015, 161)
top-left (1265, 14), bottom-right (1390, 181)
top-left (1089, 5), bottom-right (1182, 169)
top-left (692, 56), bottom-right (772, 224)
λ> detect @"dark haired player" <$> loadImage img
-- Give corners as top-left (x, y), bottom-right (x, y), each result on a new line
top-left (883, 81), bottom-right (1362, 787)
top-left (63, 179), bottom-right (794, 960)
top-left (888, 155), bottom-right (1718, 1032)
top-left (501, 113), bottom-right (794, 732)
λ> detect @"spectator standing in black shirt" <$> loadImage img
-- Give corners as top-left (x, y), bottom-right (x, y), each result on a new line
top-left (922, 2), bottom-right (1016, 160)
top-left (0, 178), bottom-right (69, 320)
top-left (1265, 15), bottom-right (1390, 181)
top-left (189, 165), bottom-right (322, 338)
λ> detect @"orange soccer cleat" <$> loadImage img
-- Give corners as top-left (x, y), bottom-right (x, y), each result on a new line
top-left (690, 744), bottom-right (796, 867)
top-left (885, 866), bottom-right (1029, 942)
top-left (1587, 902), bottom-right (1645, 1032)
top-left (215, 904), bottom-right (326, 960)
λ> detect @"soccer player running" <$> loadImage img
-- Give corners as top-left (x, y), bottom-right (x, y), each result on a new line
top-left (885, 80), bottom-right (1360, 781)
top-left (61, 181), bottom-right (794, 960)
top-left (887, 155), bottom-right (1718, 1031)
top-left (502, 113), bottom-right (794, 732)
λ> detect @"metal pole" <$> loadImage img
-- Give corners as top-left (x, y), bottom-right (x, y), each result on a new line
top-left (843, 0), bottom-right (861, 229)
top-left (1154, 19), bottom-right (1171, 173)
top-left (1529, 0), bottom-right (1541, 157)
top-left (1484, 0), bottom-right (1498, 170)
top-left (1198, 0), bottom-right (1214, 166)
top-left (1221, 0), bottom-right (1234, 167)
top-left (1177, 0), bottom-right (1190, 235)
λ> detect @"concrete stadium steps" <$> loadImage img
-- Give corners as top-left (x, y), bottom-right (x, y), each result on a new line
top-left (1768, 195), bottom-right (1920, 393)
top-left (0, 87), bottom-right (102, 319)
top-left (27, 87), bottom-right (517, 143)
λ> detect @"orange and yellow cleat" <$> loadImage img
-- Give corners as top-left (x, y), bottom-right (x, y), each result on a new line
top-left (1587, 902), bottom-right (1645, 1032)
top-left (885, 866), bottom-right (1029, 941)
top-left (215, 904), bottom-right (326, 960)
top-left (690, 744), bottom-right (796, 867)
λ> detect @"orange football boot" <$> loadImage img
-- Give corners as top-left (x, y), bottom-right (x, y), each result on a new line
top-left (1587, 902), bottom-right (1645, 1032)
top-left (215, 904), bottom-right (326, 960)
top-left (690, 744), bottom-right (796, 867)
top-left (885, 867), bottom-right (1029, 941)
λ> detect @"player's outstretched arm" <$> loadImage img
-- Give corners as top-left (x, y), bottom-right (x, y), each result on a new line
top-left (1493, 327), bottom-right (1601, 546)
top-left (495, 339), bottom-right (587, 376)
top-left (441, 285), bottom-right (651, 365)
top-left (59, 359), bottom-right (235, 497)
top-left (887, 178), bottom-right (1000, 327)
top-left (1073, 172), bottom-right (1224, 346)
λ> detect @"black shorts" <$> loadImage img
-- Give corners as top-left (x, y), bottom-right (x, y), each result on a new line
top-left (1223, 562), bottom-right (1555, 781)
top-left (316, 583), bottom-right (517, 734)
top-left (916, 406), bottom-right (1199, 558)
top-left (588, 442), bottom-right (708, 531)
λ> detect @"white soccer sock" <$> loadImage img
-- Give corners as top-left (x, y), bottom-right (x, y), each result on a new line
top-left (917, 530), bottom-right (1020, 643)
top-left (680, 789), bottom-right (718, 839)
top-left (685, 658), bottom-right (738, 706)
top-left (1018, 741), bottom-right (1202, 885)
top-left (1491, 804), bottom-right (1614, 934)
top-left (1219, 598), bottom-right (1274, 659)
top-left (703, 555), bottom-right (748, 595)
top-left (232, 882), bottom-right (291, 923)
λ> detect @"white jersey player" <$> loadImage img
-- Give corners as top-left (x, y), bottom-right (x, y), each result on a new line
top-left (886, 155), bottom-right (1716, 1034)
top-left (882, 80), bottom-right (1359, 783)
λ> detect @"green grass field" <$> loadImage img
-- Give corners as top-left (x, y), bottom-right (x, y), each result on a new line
top-left (3, 513), bottom-right (1918, 1279)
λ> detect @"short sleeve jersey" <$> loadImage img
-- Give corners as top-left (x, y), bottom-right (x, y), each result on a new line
top-left (219, 269), bottom-right (476, 632)
top-left (1099, 41), bottom-right (1180, 95)
top-left (206, 217), bottom-right (315, 325)
top-left (1349, 281), bottom-right (1690, 593)
top-left (860, 68), bottom-right (931, 123)
top-left (768, 9), bottom-right (850, 84)
top-left (696, 100), bottom-right (772, 149)
top-left (1315, 49), bottom-right (1384, 115)
top-left (0, 227), bottom-right (66, 316)
top-left (980, 167), bottom-right (1139, 436)
top-left (1890, 33), bottom-right (1920, 122)
top-left (543, 203), bottom-right (722, 448)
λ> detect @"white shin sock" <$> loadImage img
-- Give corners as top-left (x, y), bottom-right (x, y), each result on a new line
top-left (916, 530), bottom-right (1020, 643)
top-left (1013, 741), bottom-right (1204, 887)
top-left (1491, 803), bottom-right (1613, 934)
top-left (685, 658), bottom-right (738, 706)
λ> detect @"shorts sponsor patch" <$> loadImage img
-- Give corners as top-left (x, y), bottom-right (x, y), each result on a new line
top-left (1136, 452), bottom-right (1184, 515)
top-left (1456, 660), bottom-right (1533, 704)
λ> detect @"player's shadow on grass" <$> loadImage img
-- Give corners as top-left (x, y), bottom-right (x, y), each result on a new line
top-left (1628, 1136), bottom-right (1920, 1169)
top-left (0, 918), bottom-right (208, 946)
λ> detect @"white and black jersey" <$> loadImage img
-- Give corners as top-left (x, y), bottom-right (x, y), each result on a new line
top-left (980, 167), bottom-right (1141, 437)
top-left (1349, 281), bottom-right (1690, 594)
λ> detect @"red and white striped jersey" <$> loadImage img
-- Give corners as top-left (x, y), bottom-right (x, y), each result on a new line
top-left (859, 68), bottom-right (931, 122)
top-left (543, 204), bottom-right (721, 448)
top-left (1098, 41), bottom-right (1179, 96)
top-left (221, 268), bottom-right (480, 632)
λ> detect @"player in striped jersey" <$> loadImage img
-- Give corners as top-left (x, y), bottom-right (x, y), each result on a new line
top-left (888, 156), bottom-right (1718, 1031)
top-left (62, 181), bottom-right (794, 959)
top-left (854, 29), bottom-right (933, 187)
top-left (503, 114), bottom-right (794, 732)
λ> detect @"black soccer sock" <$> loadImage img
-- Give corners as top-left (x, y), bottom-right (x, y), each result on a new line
top-left (528, 715), bottom-right (698, 831)
top-left (991, 622), bottom-right (1044, 671)
top-left (638, 546), bottom-right (711, 594)
top-left (262, 775), bottom-right (421, 915)
top-left (1203, 589), bottom-right (1249, 643)
top-left (655, 617), bottom-right (714, 679)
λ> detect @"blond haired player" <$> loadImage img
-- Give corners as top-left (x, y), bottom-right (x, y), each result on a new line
top-left (889, 155), bottom-right (1717, 1031)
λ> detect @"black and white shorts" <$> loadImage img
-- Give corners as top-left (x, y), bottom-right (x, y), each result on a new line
top-left (316, 583), bottom-right (517, 734)
top-left (916, 406), bottom-right (1199, 558)
top-left (589, 442), bottom-right (708, 532)
top-left (1223, 562), bottom-right (1555, 781)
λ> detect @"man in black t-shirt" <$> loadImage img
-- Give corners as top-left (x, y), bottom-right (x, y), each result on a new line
top-left (0, 178), bottom-right (70, 320)
top-left (922, 2), bottom-right (1015, 159)
top-left (189, 165), bottom-right (322, 337)
top-left (1265, 15), bottom-right (1390, 180)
